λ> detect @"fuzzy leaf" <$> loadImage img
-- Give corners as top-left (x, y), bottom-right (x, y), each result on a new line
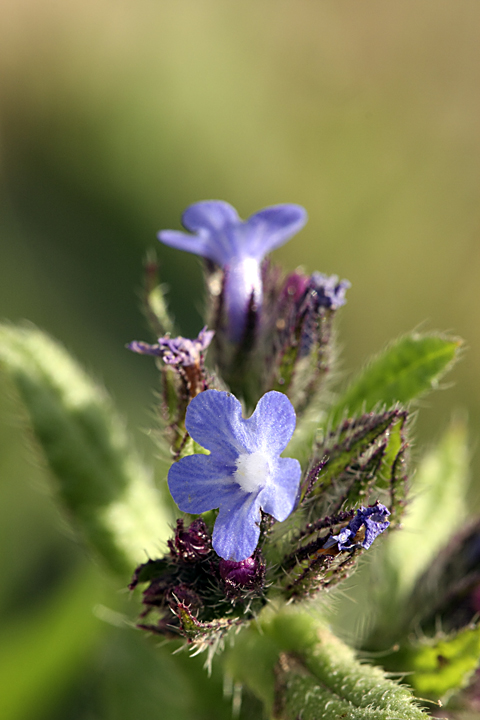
top-left (0, 323), bottom-right (170, 577)
top-left (329, 333), bottom-right (462, 428)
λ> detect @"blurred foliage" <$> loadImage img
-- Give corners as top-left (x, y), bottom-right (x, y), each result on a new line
top-left (1, 1), bottom-right (479, 718)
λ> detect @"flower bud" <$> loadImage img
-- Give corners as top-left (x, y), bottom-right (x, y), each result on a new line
top-left (219, 551), bottom-right (266, 598)
top-left (168, 518), bottom-right (212, 563)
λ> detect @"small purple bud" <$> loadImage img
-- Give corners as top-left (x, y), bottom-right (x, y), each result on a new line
top-left (219, 557), bottom-right (256, 585)
top-left (168, 518), bottom-right (212, 562)
top-left (280, 271), bottom-right (311, 306)
top-left (219, 552), bottom-right (266, 598)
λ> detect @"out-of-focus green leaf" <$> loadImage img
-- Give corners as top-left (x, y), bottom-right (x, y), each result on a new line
top-left (0, 565), bottom-right (105, 720)
top-left (0, 323), bottom-right (170, 577)
top-left (100, 627), bottom-right (237, 720)
top-left (386, 625), bottom-right (480, 702)
top-left (385, 417), bottom-right (469, 598)
top-left (329, 333), bottom-right (462, 428)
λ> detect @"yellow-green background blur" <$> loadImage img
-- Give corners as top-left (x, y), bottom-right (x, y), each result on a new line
top-left (1, 2), bottom-right (479, 719)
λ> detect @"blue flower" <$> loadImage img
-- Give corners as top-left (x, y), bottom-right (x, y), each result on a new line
top-left (168, 389), bottom-right (301, 561)
top-left (324, 503), bottom-right (391, 551)
top-left (127, 326), bottom-right (214, 366)
top-left (158, 201), bottom-right (307, 342)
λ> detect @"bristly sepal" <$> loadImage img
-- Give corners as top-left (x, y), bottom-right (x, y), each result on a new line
top-left (275, 503), bottom-right (391, 601)
top-left (302, 408), bottom-right (409, 520)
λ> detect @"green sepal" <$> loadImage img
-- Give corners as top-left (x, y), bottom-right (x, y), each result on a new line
top-left (385, 416), bottom-right (409, 526)
top-left (0, 323), bottom-right (169, 577)
top-left (279, 545), bottom-right (359, 600)
top-left (304, 408), bottom-right (406, 504)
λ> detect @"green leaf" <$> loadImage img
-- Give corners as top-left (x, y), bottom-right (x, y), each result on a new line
top-left (329, 333), bottom-right (462, 428)
top-left (385, 625), bottom-right (480, 702)
top-left (385, 417), bottom-right (469, 598)
top-left (289, 332), bottom-right (461, 468)
top-left (0, 323), bottom-right (170, 577)
top-left (226, 608), bottom-right (428, 719)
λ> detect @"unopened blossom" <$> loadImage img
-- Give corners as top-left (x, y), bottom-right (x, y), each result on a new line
top-left (167, 389), bottom-right (301, 561)
top-left (127, 326), bottom-right (214, 366)
top-left (324, 503), bottom-right (390, 551)
top-left (158, 201), bottom-right (307, 341)
top-left (219, 552), bottom-right (266, 598)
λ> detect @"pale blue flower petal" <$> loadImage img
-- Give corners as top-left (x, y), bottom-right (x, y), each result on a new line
top-left (244, 390), bottom-right (298, 454)
top-left (242, 204), bottom-right (307, 259)
top-left (182, 201), bottom-right (240, 236)
top-left (212, 492), bottom-right (262, 561)
top-left (168, 454), bottom-right (237, 514)
top-left (159, 201), bottom-right (240, 267)
top-left (158, 230), bottom-right (215, 261)
top-left (259, 457), bottom-right (301, 522)
top-left (185, 389), bottom-right (249, 462)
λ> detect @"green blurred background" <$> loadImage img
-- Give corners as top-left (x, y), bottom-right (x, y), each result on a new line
top-left (1, 1), bottom-right (479, 718)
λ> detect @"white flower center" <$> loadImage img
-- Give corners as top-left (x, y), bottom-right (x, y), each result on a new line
top-left (234, 451), bottom-right (270, 494)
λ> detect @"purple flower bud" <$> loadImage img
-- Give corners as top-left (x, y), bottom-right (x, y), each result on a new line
top-left (324, 502), bottom-right (390, 551)
top-left (127, 326), bottom-right (214, 367)
top-left (168, 518), bottom-right (212, 562)
top-left (219, 552), bottom-right (266, 597)
top-left (158, 201), bottom-right (307, 342)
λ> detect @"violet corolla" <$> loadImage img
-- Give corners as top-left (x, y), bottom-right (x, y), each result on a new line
top-left (168, 389), bottom-right (301, 561)
top-left (158, 201), bottom-right (307, 341)
top-left (324, 503), bottom-right (391, 551)
top-left (127, 326), bottom-right (214, 366)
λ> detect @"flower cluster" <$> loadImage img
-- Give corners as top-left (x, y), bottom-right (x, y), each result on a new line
top-left (128, 201), bottom-right (406, 647)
